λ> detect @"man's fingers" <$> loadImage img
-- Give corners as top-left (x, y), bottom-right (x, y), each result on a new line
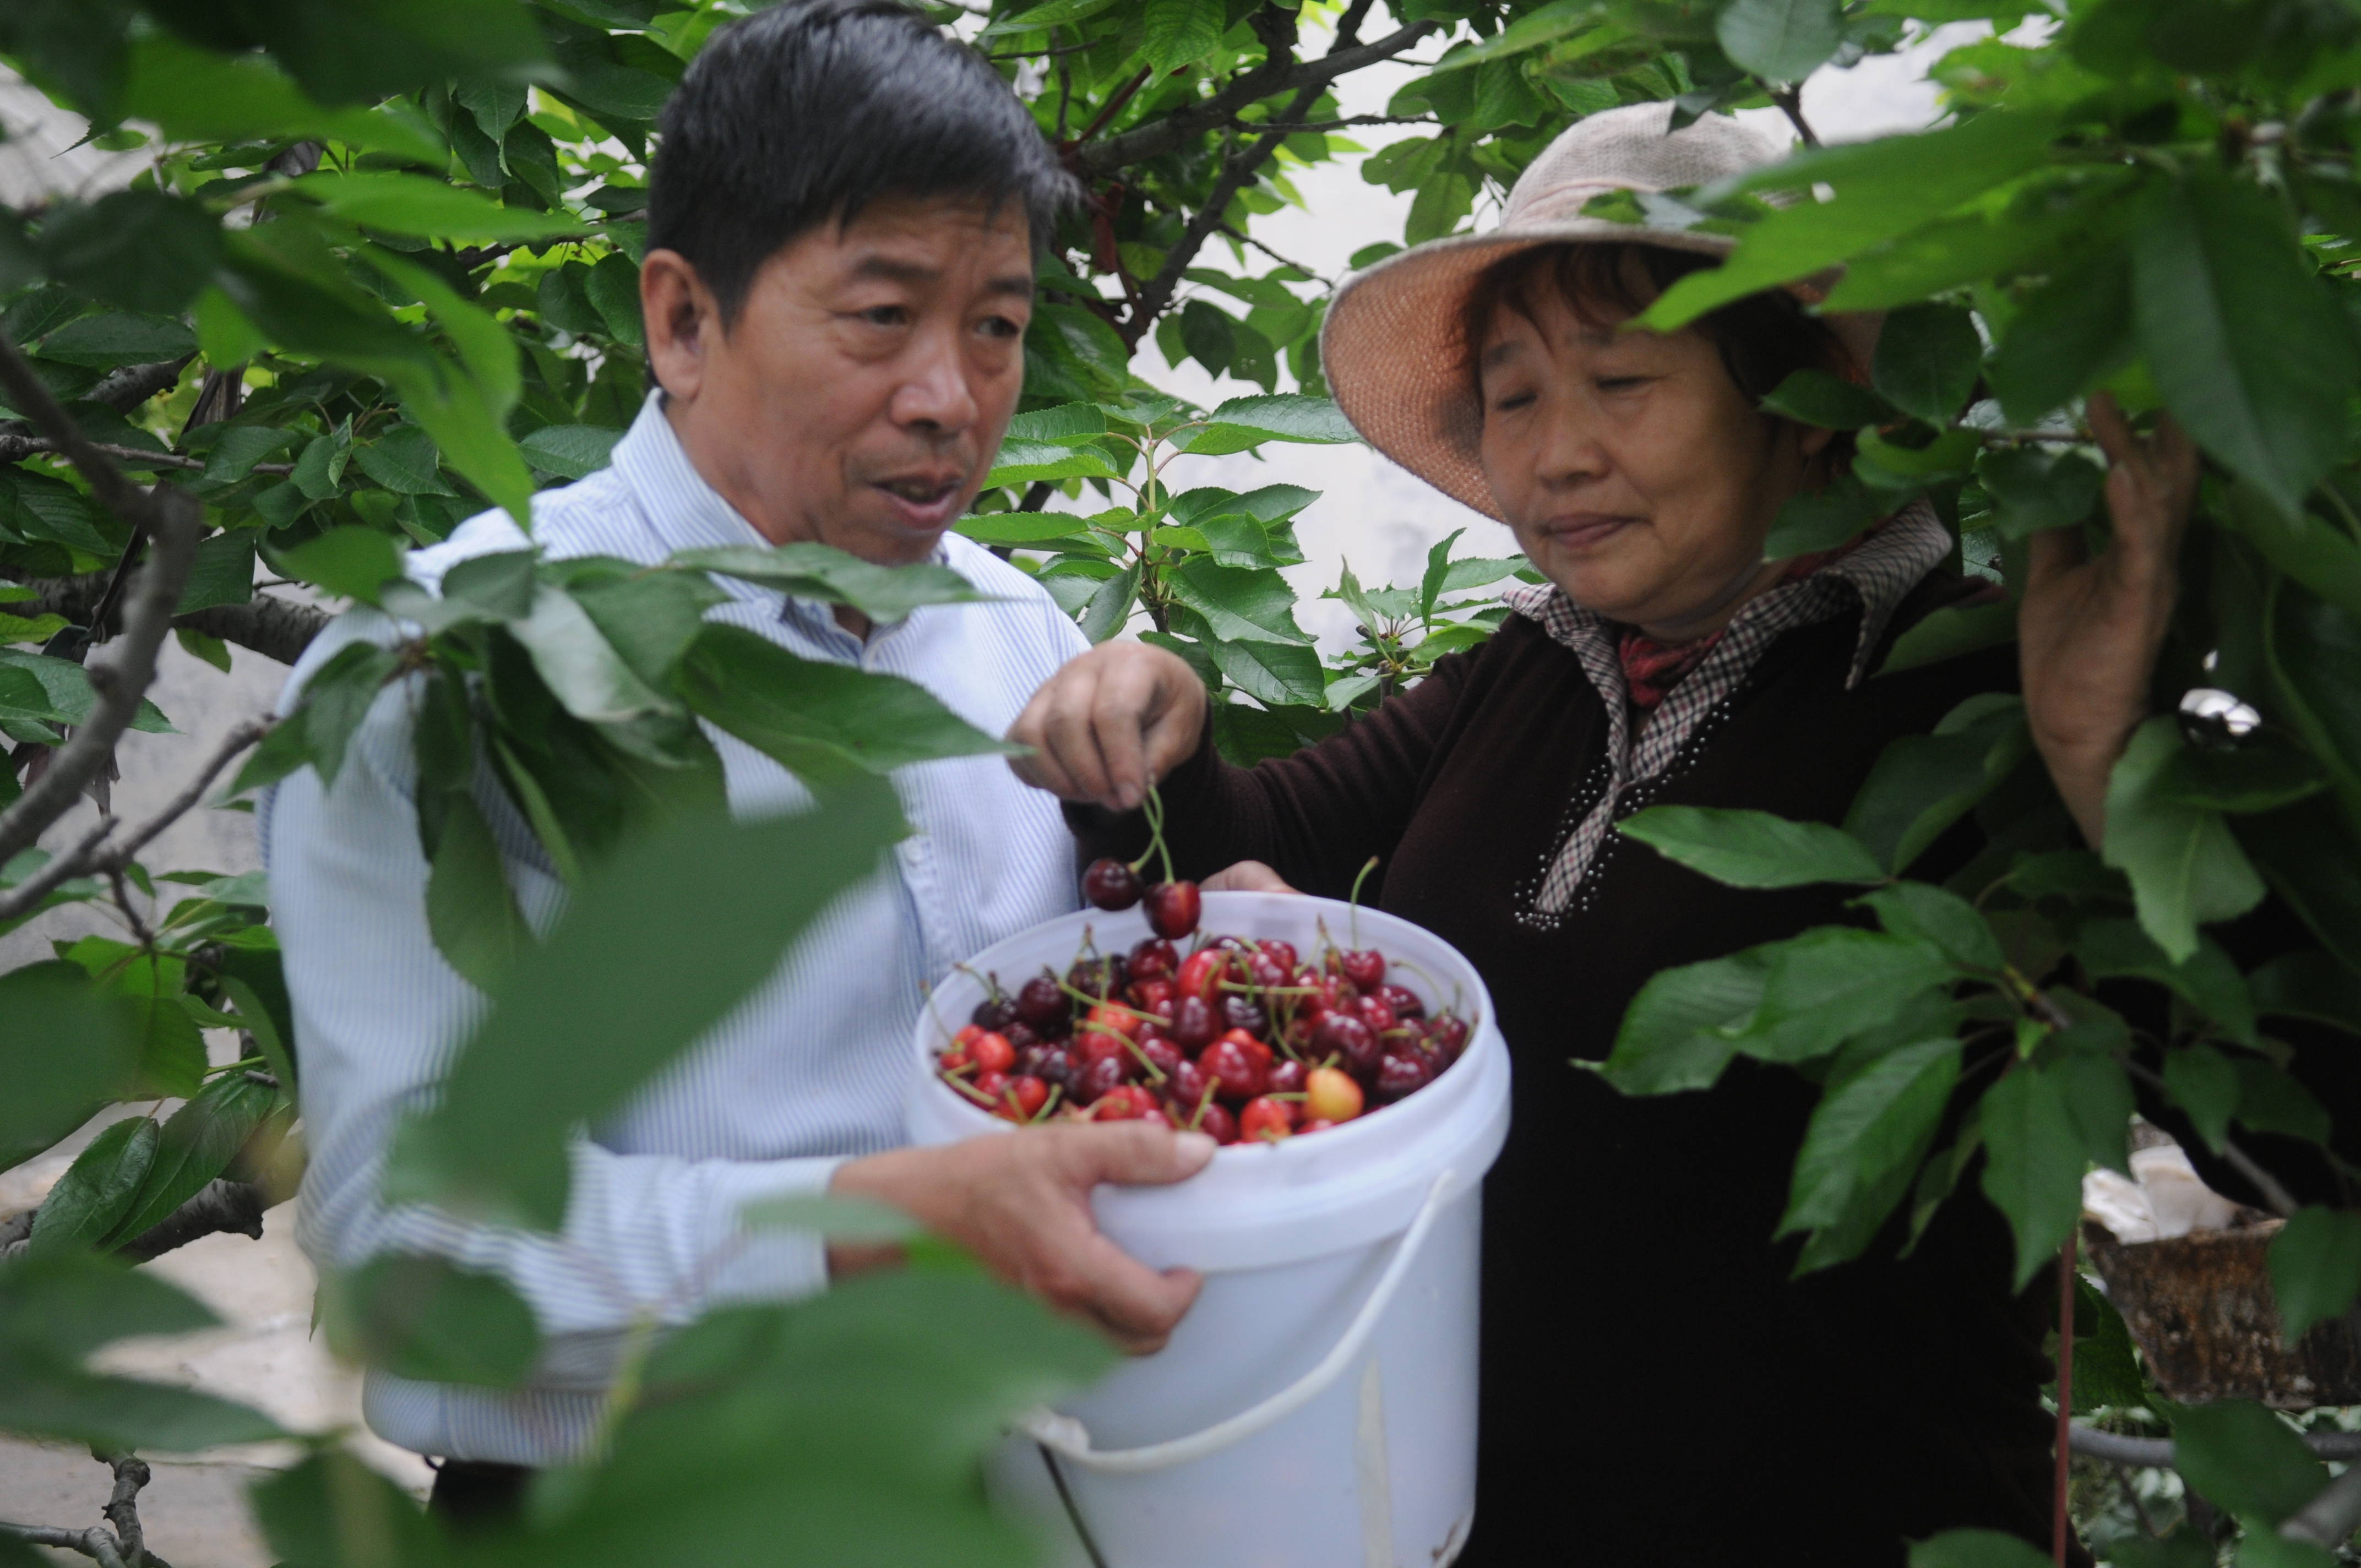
top-left (1091, 654), bottom-right (1165, 812)
top-left (1076, 1251), bottom-right (1204, 1353)
top-left (1062, 1121), bottom-right (1218, 1189)
top-left (1037, 667), bottom-right (1117, 806)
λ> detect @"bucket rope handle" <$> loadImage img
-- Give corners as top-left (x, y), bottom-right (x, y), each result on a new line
top-left (1014, 1168), bottom-right (1457, 1475)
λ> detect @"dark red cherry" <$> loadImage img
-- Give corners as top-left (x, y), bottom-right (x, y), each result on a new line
top-left (1355, 995), bottom-right (1398, 1035)
top-left (1076, 1055), bottom-right (1127, 1105)
top-left (1427, 1013), bottom-right (1469, 1064)
top-left (1221, 994), bottom-right (1269, 1038)
top-left (1130, 978), bottom-right (1176, 1016)
top-left (1199, 1037), bottom-right (1268, 1102)
top-left (972, 993), bottom-right (1018, 1031)
top-left (1141, 1037), bottom-right (1183, 1078)
top-left (1015, 974), bottom-right (1067, 1030)
top-left (1170, 994), bottom-right (1220, 1051)
top-left (1002, 1021), bottom-right (1039, 1051)
top-left (1068, 956), bottom-right (1124, 1001)
top-left (1377, 983), bottom-right (1424, 1020)
top-left (1374, 1050), bottom-right (1431, 1103)
top-left (1199, 1102), bottom-right (1239, 1145)
top-left (1256, 939), bottom-right (1298, 975)
top-left (1144, 880), bottom-right (1202, 940)
top-left (1339, 949), bottom-right (1385, 989)
top-left (1167, 1058), bottom-right (1212, 1114)
top-left (1266, 1058), bottom-right (1307, 1097)
top-left (1312, 1012), bottom-right (1381, 1077)
top-left (1246, 952), bottom-right (1290, 991)
top-left (1127, 937), bottom-right (1178, 983)
top-left (1083, 857), bottom-right (1144, 911)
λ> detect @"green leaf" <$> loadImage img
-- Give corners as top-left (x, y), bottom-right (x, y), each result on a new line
top-left (1716, 0), bottom-right (1842, 82)
top-left (1078, 561), bottom-right (1138, 645)
top-left (393, 786), bottom-right (905, 1228)
top-left (175, 530), bottom-right (258, 616)
top-left (1846, 694), bottom-right (2029, 874)
top-left (297, 640), bottom-right (401, 788)
top-left (2074, 917), bottom-right (2257, 1046)
top-left (104, 1072), bottom-right (277, 1245)
top-left (2251, 949), bottom-right (2361, 1036)
top-left (671, 543), bottom-right (989, 624)
top-left (1740, 928), bottom-right (1957, 1063)
top-left (426, 792), bottom-right (530, 993)
top-left (1877, 598), bottom-right (2018, 677)
top-left (979, 0), bottom-right (1120, 35)
top-left (1644, 111), bottom-right (2061, 331)
top-left (520, 424), bottom-right (626, 480)
top-left (2103, 716), bottom-right (2270, 963)
top-left (222, 714), bottom-right (314, 801)
top-left (323, 1253), bottom-right (541, 1386)
top-left (0, 1355), bottom-right (287, 1452)
top-left (1618, 805), bottom-right (1886, 888)
top-left (2053, 1052), bottom-right (2135, 1177)
top-left (1856, 881), bottom-right (2004, 970)
top-left (985, 443), bottom-right (1124, 486)
top-left (955, 513), bottom-right (1095, 547)
top-left (1207, 638), bottom-right (1328, 707)
top-left (1003, 402), bottom-right (1107, 443)
top-left (280, 527), bottom-right (405, 606)
top-left (1181, 394), bottom-right (1359, 455)
top-left (35, 190), bottom-right (221, 316)
top-left (1871, 303), bottom-right (1983, 426)
top-left (2132, 171), bottom-right (2357, 518)
top-left (248, 1451), bottom-right (448, 1568)
top-left (2224, 481), bottom-right (2361, 623)
top-left (2235, 1058), bottom-right (2330, 1146)
top-left (1595, 949), bottom-right (1770, 1095)
top-left (1908, 1530), bottom-right (2054, 1568)
top-left (2265, 578), bottom-right (2361, 827)
top-left (1978, 1062), bottom-right (2086, 1287)
top-left (1141, 0), bottom-right (1224, 70)
top-left (509, 583), bottom-right (678, 726)
top-left (1975, 447), bottom-right (2104, 541)
top-left (1987, 242), bottom-right (2134, 425)
top-left (117, 35), bottom-right (448, 164)
top-left (2269, 1207), bottom-right (2361, 1343)
top-left (1430, 0), bottom-right (1598, 71)
top-left (293, 171), bottom-right (581, 241)
top-left (351, 424), bottom-right (451, 497)
top-left (585, 252), bottom-right (645, 347)
top-left (2170, 1401), bottom-right (2327, 1527)
top-left (1764, 472), bottom-right (1883, 557)
top-left (1781, 1038), bottom-right (1960, 1240)
top-left (1759, 367), bottom-right (1898, 429)
top-left (2162, 1041), bottom-right (2240, 1153)
top-left (680, 625), bottom-right (1020, 781)
top-left (26, 1117), bottom-right (156, 1257)
top-left (32, 311), bottom-right (197, 369)
top-left (1164, 560), bottom-right (1312, 645)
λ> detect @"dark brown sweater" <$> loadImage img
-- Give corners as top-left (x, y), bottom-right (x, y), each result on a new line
top-left (1071, 575), bottom-right (2061, 1566)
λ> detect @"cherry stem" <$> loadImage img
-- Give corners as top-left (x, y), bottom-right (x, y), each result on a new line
top-left (1122, 1035), bottom-right (1169, 1083)
top-left (1185, 1080), bottom-right (1216, 1131)
top-left (1031, 1084), bottom-right (1065, 1124)
top-left (1053, 972), bottom-right (1168, 1024)
top-left (1347, 855), bottom-right (1379, 948)
top-left (1130, 783), bottom-right (1176, 886)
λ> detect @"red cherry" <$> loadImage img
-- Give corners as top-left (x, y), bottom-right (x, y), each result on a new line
top-left (1426, 1013), bottom-right (1470, 1064)
top-left (971, 995), bottom-right (1016, 1031)
top-left (969, 1031), bottom-right (1016, 1075)
top-left (997, 1075), bottom-right (1049, 1122)
top-left (1376, 983), bottom-right (1424, 1020)
top-left (1083, 857), bottom-right (1144, 910)
top-left (1356, 995), bottom-right (1399, 1035)
top-left (1076, 1055), bottom-right (1127, 1105)
top-left (1141, 1037), bottom-right (1183, 1078)
top-left (1266, 1058), bottom-right (1307, 1097)
top-left (1167, 1059), bottom-right (1211, 1114)
top-left (1374, 1051), bottom-right (1431, 1103)
top-left (1220, 994), bottom-right (1269, 1038)
top-left (1340, 949), bottom-right (1385, 989)
top-left (1068, 956), bottom-right (1124, 1001)
top-left (938, 1042), bottom-right (972, 1072)
top-left (1199, 1037), bottom-right (1268, 1102)
top-left (1220, 1029), bottom-right (1272, 1072)
top-left (1144, 880), bottom-right (1202, 940)
top-left (1003, 1021), bottom-right (1040, 1050)
top-left (1075, 1031), bottom-right (1135, 1078)
top-left (1256, 939), bottom-right (1298, 974)
top-left (1018, 1044), bottom-right (1070, 1087)
top-left (1199, 1103), bottom-right (1239, 1145)
top-left (1130, 977), bottom-right (1176, 1016)
top-left (1091, 1084), bottom-right (1147, 1120)
top-left (1245, 952), bottom-right (1290, 990)
top-left (1239, 1097), bottom-right (1293, 1142)
top-left (1127, 938), bottom-right (1179, 982)
top-left (973, 1069), bottom-right (1009, 1101)
top-left (1015, 974), bottom-right (1067, 1030)
top-left (1176, 948), bottom-right (1228, 1004)
top-left (1312, 1012), bottom-right (1381, 1077)
top-left (1136, 1105), bottom-right (1172, 1128)
top-left (1085, 1002), bottom-right (1142, 1039)
top-left (1169, 994), bottom-right (1220, 1051)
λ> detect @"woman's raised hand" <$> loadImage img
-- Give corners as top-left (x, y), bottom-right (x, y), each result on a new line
top-left (1008, 641), bottom-right (1209, 812)
top-left (2018, 392), bottom-right (2201, 847)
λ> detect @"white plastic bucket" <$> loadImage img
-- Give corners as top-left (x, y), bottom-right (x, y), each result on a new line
top-left (905, 891), bottom-right (1511, 1568)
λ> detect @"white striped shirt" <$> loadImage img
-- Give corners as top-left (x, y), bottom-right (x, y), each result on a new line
top-left (262, 395), bottom-right (1087, 1464)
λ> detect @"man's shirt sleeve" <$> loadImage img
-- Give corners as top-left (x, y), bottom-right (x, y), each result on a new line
top-left (266, 625), bottom-right (846, 1348)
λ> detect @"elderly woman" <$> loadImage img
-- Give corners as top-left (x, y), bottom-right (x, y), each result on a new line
top-left (1012, 104), bottom-right (2191, 1564)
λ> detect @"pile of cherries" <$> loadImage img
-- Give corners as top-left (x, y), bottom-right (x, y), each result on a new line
top-left (934, 845), bottom-right (1469, 1144)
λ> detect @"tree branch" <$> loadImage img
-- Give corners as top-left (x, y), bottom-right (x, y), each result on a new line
top-left (1, 1451), bottom-right (175, 1568)
top-left (0, 335), bottom-right (202, 871)
top-left (25, 573), bottom-right (330, 666)
top-left (1770, 85), bottom-right (1820, 148)
top-left (0, 434), bottom-right (291, 474)
top-left (1073, 11), bottom-right (1436, 179)
top-left (2, 1178), bottom-right (269, 1265)
top-left (2068, 1424), bottom-right (2361, 1468)
top-left (2281, 1459), bottom-right (2361, 1550)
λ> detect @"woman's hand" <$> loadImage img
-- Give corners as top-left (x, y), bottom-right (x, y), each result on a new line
top-left (1008, 641), bottom-right (1207, 812)
top-left (2018, 393), bottom-right (2200, 846)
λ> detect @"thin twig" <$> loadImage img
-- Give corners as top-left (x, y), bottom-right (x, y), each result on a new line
top-left (0, 814), bottom-right (115, 924)
top-left (1236, 113), bottom-right (1437, 132)
top-left (0, 334), bottom-right (203, 871)
top-left (1771, 84), bottom-right (1820, 148)
top-left (2282, 1460), bottom-right (2361, 1549)
top-left (2069, 1424), bottom-right (2361, 1467)
top-left (1217, 221), bottom-right (1332, 286)
top-left (103, 719), bottom-right (270, 868)
top-left (0, 435), bottom-right (293, 474)
top-left (106, 865), bottom-right (155, 948)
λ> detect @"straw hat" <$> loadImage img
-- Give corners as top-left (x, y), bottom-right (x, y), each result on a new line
top-left (1320, 101), bottom-right (1878, 521)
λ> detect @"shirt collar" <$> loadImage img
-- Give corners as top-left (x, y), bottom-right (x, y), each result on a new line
top-left (1503, 500), bottom-right (1950, 689)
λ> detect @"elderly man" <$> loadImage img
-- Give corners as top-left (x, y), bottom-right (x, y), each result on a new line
top-left (263, 0), bottom-right (1209, 1523)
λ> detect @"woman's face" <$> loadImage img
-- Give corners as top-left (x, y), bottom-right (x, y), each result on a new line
top-left (1476, 274), bottom-right (1826, 640)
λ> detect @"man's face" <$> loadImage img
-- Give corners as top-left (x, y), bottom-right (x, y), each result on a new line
top-left (645, 194), bottom-right (1034, 565)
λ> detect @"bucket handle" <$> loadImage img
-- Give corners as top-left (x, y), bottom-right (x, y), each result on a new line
top-left (1014, 1168), bottom-right (1456, 1475)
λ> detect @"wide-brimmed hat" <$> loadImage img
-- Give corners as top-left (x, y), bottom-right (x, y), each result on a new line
top-left (1320, 101), bottom-right (1877, 521)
